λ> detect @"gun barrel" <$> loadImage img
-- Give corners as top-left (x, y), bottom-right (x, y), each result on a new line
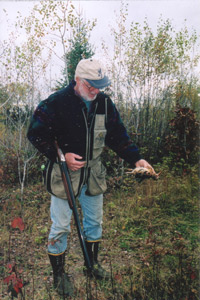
top-left (55, 143), bottom-right (92, 270)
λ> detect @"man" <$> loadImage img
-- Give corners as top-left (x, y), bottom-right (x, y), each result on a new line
top-left (27, 58), bottom-right (154, 296)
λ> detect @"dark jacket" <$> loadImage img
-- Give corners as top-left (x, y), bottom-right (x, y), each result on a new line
top-left (27, 81), bottom-right (141, 197)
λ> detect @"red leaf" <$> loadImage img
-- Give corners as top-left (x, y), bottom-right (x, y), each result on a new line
top-left (190, 271), bottom-right (196, 280)
top-left (11, 217), bottom-right (25, 231)
top-left (4, 274), bottom-right (23, 294)
top-left (3, 274), bottom-right (16, 285)
top-left (7, 263), bottom-right (12, 269)
top-left (13, 279), bottom-right (23, 294)
top-left (7, 263), bottom-right (13, 273)
top-left (114, 273), bottom-right (123, 283)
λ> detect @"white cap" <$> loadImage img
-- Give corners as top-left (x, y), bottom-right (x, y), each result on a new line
top-left (75, 58), bottom-right (111, 89)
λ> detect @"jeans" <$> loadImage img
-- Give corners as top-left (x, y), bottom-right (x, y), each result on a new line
top-left (48, 185), bottom-right (103, 255)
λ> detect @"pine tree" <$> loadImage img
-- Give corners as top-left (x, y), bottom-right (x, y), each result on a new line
top-left (56, 16), bottom-right (95, 89)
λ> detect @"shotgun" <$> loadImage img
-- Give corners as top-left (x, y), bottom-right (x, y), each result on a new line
top-left (55, 142), bottom-right (92, 271)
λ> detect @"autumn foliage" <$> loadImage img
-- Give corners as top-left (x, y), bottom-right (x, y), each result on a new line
top-left (4, 266), bottom-right (24, 298)
top-left (165, 104), bottom-right (199, 164)
top-left (3, 220), bottom-right (26, 298)
top-left (11, 217), bottom-right (25, 232)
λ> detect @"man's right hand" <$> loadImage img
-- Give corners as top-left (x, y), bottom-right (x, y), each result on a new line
top-left (65, 153), bottom-right (86, 171)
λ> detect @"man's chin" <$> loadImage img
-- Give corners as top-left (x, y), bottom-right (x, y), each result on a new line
top-left (86, 95), bottom-right (97, 101)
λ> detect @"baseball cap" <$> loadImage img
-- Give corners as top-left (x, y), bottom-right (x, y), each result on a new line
top-left (75, 58), bottom-right (111, 89)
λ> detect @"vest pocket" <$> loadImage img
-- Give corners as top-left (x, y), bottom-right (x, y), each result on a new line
top-left (93, 114), bottom-right (107, 159)
top-left (86, 162), bottom-right (107, 196)
top-left (93, 129), bottom-right (106, 149)
top-left (49, 163), bottom-right (81, 200)
top-left (50, 163), bottom-right (67, 199)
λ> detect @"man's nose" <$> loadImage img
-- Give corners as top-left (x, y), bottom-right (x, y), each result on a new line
top-left (92, 88), bottom-right (99, 94)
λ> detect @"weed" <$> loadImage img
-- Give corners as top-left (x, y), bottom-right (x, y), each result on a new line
top-left (0, 167), bottom-right (199, 299)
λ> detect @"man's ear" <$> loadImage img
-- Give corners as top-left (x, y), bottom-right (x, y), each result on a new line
top-left (74, 77), bottom-right (81, 92)
top-left (75, 76), bottom-right (80, 83)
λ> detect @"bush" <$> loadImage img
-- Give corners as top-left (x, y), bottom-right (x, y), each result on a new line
top-left (0, 148), bottom-right (45, 186)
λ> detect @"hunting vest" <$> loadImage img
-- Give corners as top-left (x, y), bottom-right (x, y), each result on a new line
top-left (44, 99), bottom-right (108, 199)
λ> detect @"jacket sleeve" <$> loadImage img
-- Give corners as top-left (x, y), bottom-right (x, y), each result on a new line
top-left (27, 97), bottom-right (57, 162)
top-left (105, 99), bottom-right (141, 166)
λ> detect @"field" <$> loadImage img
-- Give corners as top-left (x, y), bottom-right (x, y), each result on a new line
top-left (0, 165), bottom-right (199, 300)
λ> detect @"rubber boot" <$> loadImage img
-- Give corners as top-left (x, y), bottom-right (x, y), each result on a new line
top-left (84, 242), bottom-right (110, 280)
top-left (48, 253), bottom-right (74, 296)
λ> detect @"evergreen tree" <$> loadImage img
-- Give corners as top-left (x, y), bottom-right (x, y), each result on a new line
top-left (56, 17), bottom-right (95, 89)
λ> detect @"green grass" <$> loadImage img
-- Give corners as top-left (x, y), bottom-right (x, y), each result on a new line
top-left (0, 166), bottom-right (199, 299)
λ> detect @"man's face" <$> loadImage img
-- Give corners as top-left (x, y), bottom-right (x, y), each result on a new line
top-left (75, 78), bottom-right (100, 101)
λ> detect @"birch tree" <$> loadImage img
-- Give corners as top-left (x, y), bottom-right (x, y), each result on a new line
top-left (0, 0), bottom-right (96, 197)
top-left (102, 2), bottom-right (199, 161)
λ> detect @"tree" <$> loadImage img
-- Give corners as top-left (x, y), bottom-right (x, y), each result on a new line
top-left (0, 82), bottom-right (38, 200)
top-left (102, 2), bottom-right (200, 162)
top-left (31, 0), bottom-right (96, 88)
top-left (56, 13), bottom-right (95, 89)
top-left (0, 1), bottom-right (96, 195)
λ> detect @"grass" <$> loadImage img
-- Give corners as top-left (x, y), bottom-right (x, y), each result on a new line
top-left (0, 166), bottom-right (199, 300)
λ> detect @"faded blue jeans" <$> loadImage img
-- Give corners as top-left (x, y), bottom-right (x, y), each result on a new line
top-left (48, 185), bottom-right (103, 255)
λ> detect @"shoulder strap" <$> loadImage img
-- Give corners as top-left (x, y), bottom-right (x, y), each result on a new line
top-left (105, 97), bottom-right (108, 124)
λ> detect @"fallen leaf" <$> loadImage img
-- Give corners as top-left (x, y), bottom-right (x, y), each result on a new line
top-left (11, 217), bottom-right (25, 232)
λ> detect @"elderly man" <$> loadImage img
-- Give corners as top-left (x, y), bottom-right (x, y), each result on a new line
top-left (27, 58), bottom-right (154, 296)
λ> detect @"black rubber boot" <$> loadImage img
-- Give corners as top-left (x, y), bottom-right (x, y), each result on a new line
top-left (48, 253), bottom-right (74, 296)
top-left (84, 242), bottom-right (110, 280)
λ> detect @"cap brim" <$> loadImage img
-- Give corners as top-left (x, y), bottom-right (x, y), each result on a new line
top-left (86, 76), bottom-right (111, 89)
